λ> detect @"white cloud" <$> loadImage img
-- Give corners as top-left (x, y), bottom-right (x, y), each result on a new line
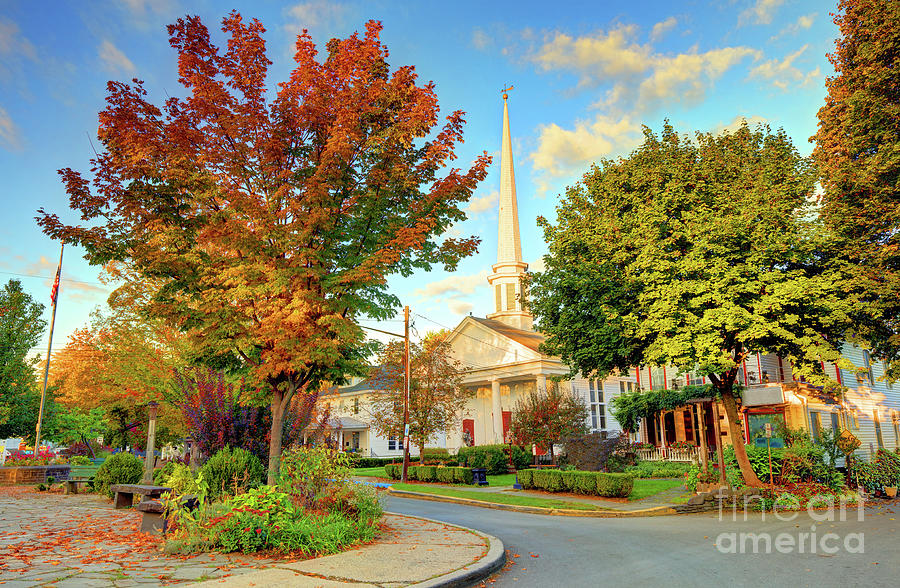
top-left (448, 300), bottom-right (473, 315)
top-left (749, 45), bottom-right (818, 90)
top-left (472, 28), bottom-right (491, 51)
top-left (99, 40), bottom-right (135, 74)
top-left (739, 0), bottom-right (786, 26)
top-left (711, 115), bottom-right (769, 135)
top-left (465, 190), bottom-right (499, 216)
top-left (118, 0), bottom-right (170, 15)
top-left (0, 17), bottom-right (38, 82)
top-left (637, 46), bottom-right (760, 111)
top-left (531, 114), bottom-right (642, 181)
top-left (534, 25), bottom-right (652, 88)
top-left (415, 270), bottom-right (488, 299)
top-left (771, 13), bottom-right (816, 41)
top-left (284, 0), bottom-right (347, 34)
top-left (0, 104), bottom-right (22, 151)
top-left (650, 17), bottom-right (677, 42)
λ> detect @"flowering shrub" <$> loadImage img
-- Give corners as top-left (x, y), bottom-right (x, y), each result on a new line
top-left (4, 451), bottom-right (66, 466)
top-left (279, 446), bottom-right (351, 507)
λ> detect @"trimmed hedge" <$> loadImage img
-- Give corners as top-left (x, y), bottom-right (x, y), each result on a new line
top-left (457, 444), bottom-right (530, 475)
top-left (517, 469), bottom-right (534, 489)
top-left (93, 452), bottom-right (143, 499)
top-left (384, 464), bottom-right (474, 484)
top-left (526, 468), bottom-right (634, 498)
top-left (417, 465), bottom-right (437, 482)
top-left (624, 460), bottom-right (693, 479)
top-left (355, 456), bottom-right (421, 468)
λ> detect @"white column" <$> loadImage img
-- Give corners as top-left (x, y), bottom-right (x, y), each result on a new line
top-left (491, 379), bottom-right (502, 444)
top-left (338, 430), bottom-right (344, 451)
top-left (537, 374), bottom-right (547, 394)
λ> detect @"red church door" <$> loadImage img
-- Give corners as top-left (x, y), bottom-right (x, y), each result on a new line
top-left (462, 419), bottom-right (475, 446)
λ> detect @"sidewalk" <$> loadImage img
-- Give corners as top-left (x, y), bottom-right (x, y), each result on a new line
top-left (195, 513), bottom-right (505, 587)
top-left (0, 487), bottom-right (504, 588)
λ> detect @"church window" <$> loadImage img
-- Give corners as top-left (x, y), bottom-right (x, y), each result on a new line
top-left (505, 283), bottom-right (516, 311)
top-left (588, 380), bottom-right (606, 430)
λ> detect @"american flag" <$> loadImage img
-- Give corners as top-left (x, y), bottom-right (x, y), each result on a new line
top-left (50, 264), bottom-right (61, 306)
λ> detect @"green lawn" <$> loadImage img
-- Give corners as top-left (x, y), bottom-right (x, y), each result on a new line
top-left (628, 478), bottom-right (687, 501)
top-left (390, 483), bottom-right (609, 511)
top-left (351, 466), bottom-right (389, 478)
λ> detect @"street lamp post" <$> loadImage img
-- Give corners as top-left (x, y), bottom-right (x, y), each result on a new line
top-left (142, 401), bottom-right (159, 484)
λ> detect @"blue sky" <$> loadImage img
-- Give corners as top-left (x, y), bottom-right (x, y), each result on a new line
top-left (0, 0), bottom-right (835, 352)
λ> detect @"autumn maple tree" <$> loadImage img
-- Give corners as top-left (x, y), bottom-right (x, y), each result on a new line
top-left (529, 123), bottom-right (853, 487)
top-left (368, 331), bottom-right (471, 457)
top-left (813, 0), bottom-right (900, 379)
top-left (37, 13), bottom-right (489, 483)
top-left (509, 382), bottom-right (588, 464)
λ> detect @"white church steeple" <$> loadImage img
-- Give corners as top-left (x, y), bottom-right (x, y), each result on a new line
top-left (486, 88), bottom-right (532, 331)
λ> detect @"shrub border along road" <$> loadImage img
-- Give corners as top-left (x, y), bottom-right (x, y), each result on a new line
top-left (386, 487), bottom-right (678, 518)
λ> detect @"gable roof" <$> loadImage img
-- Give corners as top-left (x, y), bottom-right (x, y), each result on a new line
top-left (469, 317), bottom-right (546, 354)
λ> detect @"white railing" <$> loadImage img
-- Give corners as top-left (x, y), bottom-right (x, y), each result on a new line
top-left (637, 446), bottom-right (711, 463)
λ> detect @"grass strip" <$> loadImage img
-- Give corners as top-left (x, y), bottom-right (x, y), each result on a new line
top-left (628, 478), bottom-right (687, 501)
top-left (351, 467), bottom-right (390, 478)
top-left (391, 483), bottom-right (610, 511)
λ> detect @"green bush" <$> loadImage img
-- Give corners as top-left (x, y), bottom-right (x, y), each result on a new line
top-left (70, 455), bottom-right (91, 466)
top-left (572, 472), bottom-right (598, 494)
top-left (417, 465), bottom-right (437, 482)
top-left (201, 447), bottom-right (265, 502)
top-left (154, 460), bottom-right (179, 486)
top-left (353, 456), bottom-right (420, 468)
top-left (164, 463), bottom-right (200, 495)
top-left (458, 445), bottom-right (529, 474)
top-left (595, 472), bottom-right (634, 498)
top-left (561, 470), bottom-right (578, 491)
top-left (452, 467), bottom-right (474, 485)
top-left (383, 464), bottom-right (398, 479)
top-left (530, 468), bottom-right (556, 490)
top-left (93, 452), bottom-right (143, 498)
top-left (516, 469), bottom-right (534, 489)
top-left (407, 466), bottom-right (419, 481)
top-left (435, 467), bottom-right (455, 483)
top-left (422, 448), bottom-right (450, 461)
top-left (279, 446), bottom-right (351, 505)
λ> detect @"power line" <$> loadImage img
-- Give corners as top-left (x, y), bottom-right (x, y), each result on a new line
top-left (0, 270), bottom-right (108, 288)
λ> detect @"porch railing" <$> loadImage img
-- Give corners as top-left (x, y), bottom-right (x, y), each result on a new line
top-left (637, 446), bottom-right (713, 463)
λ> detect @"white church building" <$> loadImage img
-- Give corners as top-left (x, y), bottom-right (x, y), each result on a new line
top-left (443, 91), bottom-right (635, 454)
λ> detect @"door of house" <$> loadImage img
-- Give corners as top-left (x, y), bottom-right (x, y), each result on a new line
top-left (502, 411), bottom-right (511, 441)
top-left (462, 419), bottom-right (475, 446)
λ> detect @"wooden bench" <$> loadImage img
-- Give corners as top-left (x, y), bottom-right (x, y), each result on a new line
top-left (135, 494), bottom-right (198, 535)
top-left (109, 484), bottom-right (172, 509)
top-left (64, 464), bottom-right (102, 495)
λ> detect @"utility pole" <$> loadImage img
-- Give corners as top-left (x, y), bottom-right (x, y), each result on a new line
top-left (34, 242), bottom-right (64, 457)
top-left (401, 305), bottom-right (411, 483)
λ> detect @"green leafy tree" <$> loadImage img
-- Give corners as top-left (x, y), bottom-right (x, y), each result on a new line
top-left (813, 0), bottom-right (900, 379)
top-left (529, 123), bottom-right (852, 487)
top-left (509, 382), bottom-right (588, 464)
top-left (0, 279), bottom-right (47, 440)
top-left (36, 15), bottom-right (489, 483)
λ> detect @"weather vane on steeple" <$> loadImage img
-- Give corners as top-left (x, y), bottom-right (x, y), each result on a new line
top-left (501, 84), bottom-right (514, 100)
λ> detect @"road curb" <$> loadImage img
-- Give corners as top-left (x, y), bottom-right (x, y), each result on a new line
top-left (388, 512), bottom-right (506, 587)
top-left (386, 488), bottom-right (679, 518)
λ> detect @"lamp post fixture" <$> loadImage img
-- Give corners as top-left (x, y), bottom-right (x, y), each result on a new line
top-left (142, 401), bottom-right (159, 484)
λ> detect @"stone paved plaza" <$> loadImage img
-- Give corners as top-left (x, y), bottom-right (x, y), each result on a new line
top-left (0, 486), bottom-right (284, 587)
top-left (0, 487), bottom-right (493, 588)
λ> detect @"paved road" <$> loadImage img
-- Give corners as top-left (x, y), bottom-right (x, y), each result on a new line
top-left (385, 495), bottom-right (900, 588)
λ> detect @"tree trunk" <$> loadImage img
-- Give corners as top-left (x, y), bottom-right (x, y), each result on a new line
top-left (267, 379), bottom-right (297, 486)
top-left (549, 441), bottom-right (555, 465)
top-left (268, 390), bottom-right (285, 486)
top-left (719, 386), bottom-right (764, 488)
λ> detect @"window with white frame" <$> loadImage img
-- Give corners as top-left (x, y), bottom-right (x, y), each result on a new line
top-left (619, 381), bottom-right (637, 395)
top-left (857, 350), bottom-right (874, 386)
top-left (388, 437), bottom-right (403, 451)
top-left (588, 380), bottom-right (606, 431)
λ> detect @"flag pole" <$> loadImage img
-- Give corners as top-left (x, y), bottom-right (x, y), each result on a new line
top-left (34, 242), bottom-right (64, 457)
